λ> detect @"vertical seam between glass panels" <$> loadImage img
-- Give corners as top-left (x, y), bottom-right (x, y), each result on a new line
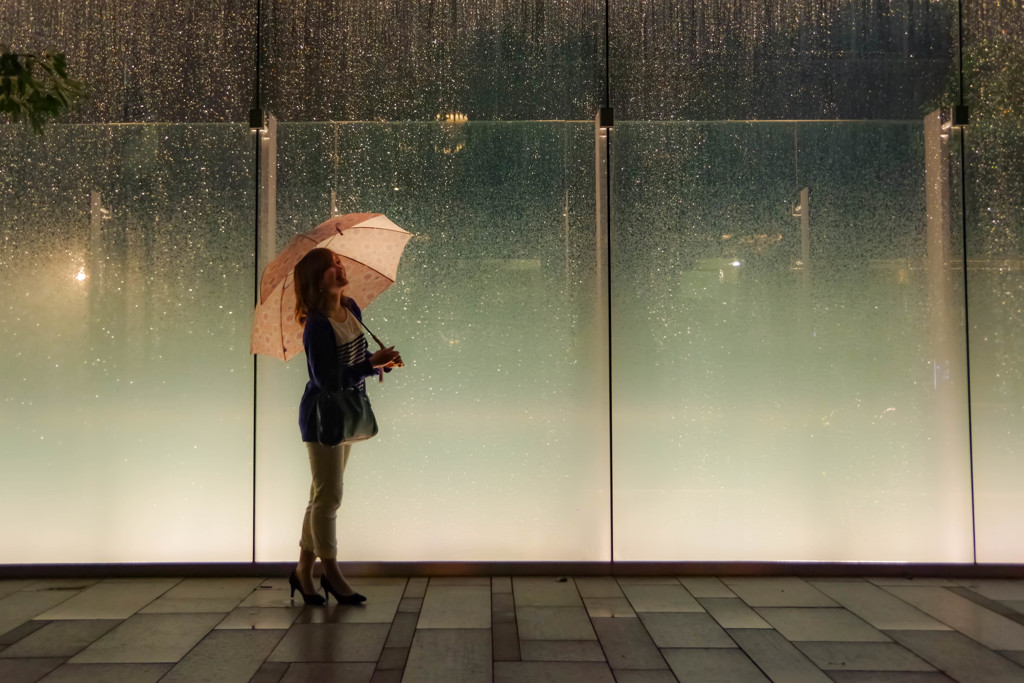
top-left (251, 0), bottom-right (263, 566)
top-left (956, 0), bottom-right (977, 565)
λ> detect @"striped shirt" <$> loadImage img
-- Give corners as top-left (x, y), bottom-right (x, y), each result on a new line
top-left (329, 313), bottom-right (368, 392)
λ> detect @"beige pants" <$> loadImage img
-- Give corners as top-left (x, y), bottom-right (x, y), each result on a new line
top-left (299, 441), bottom-right (352, 560)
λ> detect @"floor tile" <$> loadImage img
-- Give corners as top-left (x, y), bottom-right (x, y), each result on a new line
top-left (296, 586), bottom-right (403, 625)
top-left (679, 577), bottom-right (735, 598)
top-left (1, 619), bottom-right (49, 646)
top-left (513, 577), bottom-right (583, 607)
top-left (794, 641), bottom-right (935, 671)
top-left (38, 663), bottom-right (173, 683)
top-left (267, 623), bottom-right (389, 662)
top-left (699, 598), bottom-right (771, 629)
top-left (662, 648), bottom-right (770, 682)
top-left (139, 598), bottom-right (242, 613)
top-left (371, 670), bottom-right (403, 683)
top-left (1002, 650), bottom-right (1024, 667)
top-left (159, 578), bottom-right (262, 600)
top-left (384, 613), bottom-right (418, 648)
top-left (493, 593), bottom-right (516, 623)
top-left (160, 629), bottom-right (285, 683)
top-left (493, 621), bottom-right (521, 662)
top-left (403, 578), bottom-right (428, 599)
top-left (520, 639), bottom-right (606, 662)
top-left (755, 607), bottom-right (890, 642)
top-left (825, 673), bottom-right (954, 682)
top-left (248, 661), bottom-right (289, 683)
top-left (884, 586), bottom-right (1024, 650)
top-left (0, 657), bottom-right (65, 683)
top-left (809, 580), bottom-right (951, 631)
top-left (402, 629), bottom-right (491, 683)
top-left (0, 619), bottom-right (120, 658)
top-left (622, 584), bottom-right (702, 613)
top-left (517, 607), bottom-right (596, 641)
top-left (886, 630), bottom-right (1024, 683)
top-left (495, 661), bottom-right (616, 683)
top-left (584, 597), bottom-right (636, 618)
top-left (723, 578), bottom-right (836, 607)
top-left (492, 577), bottom-right (512, 594)
top-left (36, 581), bottom-right (176, 620)
top-left (23, 580), bottom-right (98, 593)
top-left (617, 577), bottom-right (681, 585)
top-left (729, 628), bottom-right (833, 683)
top-left (398, 598), bottom-right (422, 613)
top-left (575, 578), bottom-right (624, 598)
top-left (417, 585), bottom-right (490, 629)
top-left (376, 646), bottom-right (409, 669)
top-left (350, 578), bottom-right (409, 586)
top-left (69, 612), bottom-right (222, 663)
top-left (611, 671), bottom-right (680, 683)
top-left (591, 617), bottom-right (666, 670)
top-left (216, 606), bottom-right (304, 630)
top-left (955, 579), bottom-right (1024, 601)
top-left (638, 612), bottom-right (734, 649)
top-left (278, 662), bottom-right (375, 682)
top-left (239, 588), bottom-right (296, 608)
top-left (0, 591), bottom-right (79, 636)
top-left (426, 577), bottom-right (490, 586)
top-left (0, 581), bottom-right (38, 600)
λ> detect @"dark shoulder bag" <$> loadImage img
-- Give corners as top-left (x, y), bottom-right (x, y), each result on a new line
top-left (315, 314), bottom-right (379, 446)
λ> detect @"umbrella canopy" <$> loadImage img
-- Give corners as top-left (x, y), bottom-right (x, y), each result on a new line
top-left (251, 212), bottom-right (412, 361)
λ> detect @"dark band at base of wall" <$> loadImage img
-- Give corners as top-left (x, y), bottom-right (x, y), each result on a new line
top-left (1, 561), bottom-right (1022, 579)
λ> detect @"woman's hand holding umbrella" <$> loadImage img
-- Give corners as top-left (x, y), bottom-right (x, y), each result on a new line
top-left (371, 346), bottom-right (403, 369)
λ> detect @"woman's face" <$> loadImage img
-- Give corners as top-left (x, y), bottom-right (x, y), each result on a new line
top-left (320, 253), bottom-right (348, 292)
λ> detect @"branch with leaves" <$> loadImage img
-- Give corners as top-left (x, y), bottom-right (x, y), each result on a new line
top-left (0, 51), bottom-right (88, 135)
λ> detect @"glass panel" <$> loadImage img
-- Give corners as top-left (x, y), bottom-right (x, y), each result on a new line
top-left (611, 120), bottom-right (973, 561)
top-left (261, 0), bottom-right (605, 120)
top-left (964, 2), bottom-right (1024, 563)
top-left (1, 0), bottom-right (255, 122)
top-left (0, 124), bottom-right (255, 562)
top-left (255, 122), bottom-right (608, 561)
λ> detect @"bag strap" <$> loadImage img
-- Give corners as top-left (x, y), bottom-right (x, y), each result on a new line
top-left (346, 301), bottom-right (385, 350)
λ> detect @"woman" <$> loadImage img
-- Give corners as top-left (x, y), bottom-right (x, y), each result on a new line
top-left (289, 247), bottom-right (402, 606)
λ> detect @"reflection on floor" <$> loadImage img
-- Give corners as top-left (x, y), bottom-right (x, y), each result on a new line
top-left (3, 574), bottom-right (1024, 682)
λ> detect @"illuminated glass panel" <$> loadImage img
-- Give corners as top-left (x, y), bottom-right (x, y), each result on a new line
top-left (255, 122), bottom-right (610, 561)
top-left (0, 125), bottom-right (255, 562)
top-left (610, 121), bottom-right (973, 562)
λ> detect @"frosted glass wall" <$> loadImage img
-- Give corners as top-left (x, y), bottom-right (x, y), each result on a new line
top-left (609, 0), bottom-right (974, 562)
top-left (2, 0), bottom-right (1023, 566)
top-left (255, 123), bottom-right (608, 561)
top-left (610, 122), bottom-right (973, 561)
top-left (255, 0), bottom-right (610, 562)
top-left (0, 125), bottom-right (256, 562)
top-left (965, 2), bottom-right (1024, 563)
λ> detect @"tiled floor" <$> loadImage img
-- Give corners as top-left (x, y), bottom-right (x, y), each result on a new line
top-left (2, 575), bottom-right (1024, 682)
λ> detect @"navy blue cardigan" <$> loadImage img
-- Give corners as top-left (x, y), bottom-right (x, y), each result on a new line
top-left (298, 301), bottom-right (377, 443)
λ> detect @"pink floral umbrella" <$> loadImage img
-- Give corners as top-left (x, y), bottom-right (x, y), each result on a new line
top-left (251, 212), bottom-right (413, 361)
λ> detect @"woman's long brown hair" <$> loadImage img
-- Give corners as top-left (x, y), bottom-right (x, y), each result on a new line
top-left (293, 248), bottom-right (336, 326)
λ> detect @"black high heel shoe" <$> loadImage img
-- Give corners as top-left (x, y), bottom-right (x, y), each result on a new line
top-left (289, 570), bottom-right (326, 606)
top-left (320, 575), bottom-right (367, 605)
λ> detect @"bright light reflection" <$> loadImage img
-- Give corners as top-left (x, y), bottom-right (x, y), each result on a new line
top-left (75, 268), bottom-right (87, 282)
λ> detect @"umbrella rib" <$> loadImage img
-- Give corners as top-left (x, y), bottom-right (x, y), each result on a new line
top-left (278, 282), bottom-right (288, 360)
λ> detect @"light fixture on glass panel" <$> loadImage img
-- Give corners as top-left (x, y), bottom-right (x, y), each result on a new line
top-left (249, 107), bottom-right (268, 135)
top-left (939, 105), bottom-right (969, 140)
